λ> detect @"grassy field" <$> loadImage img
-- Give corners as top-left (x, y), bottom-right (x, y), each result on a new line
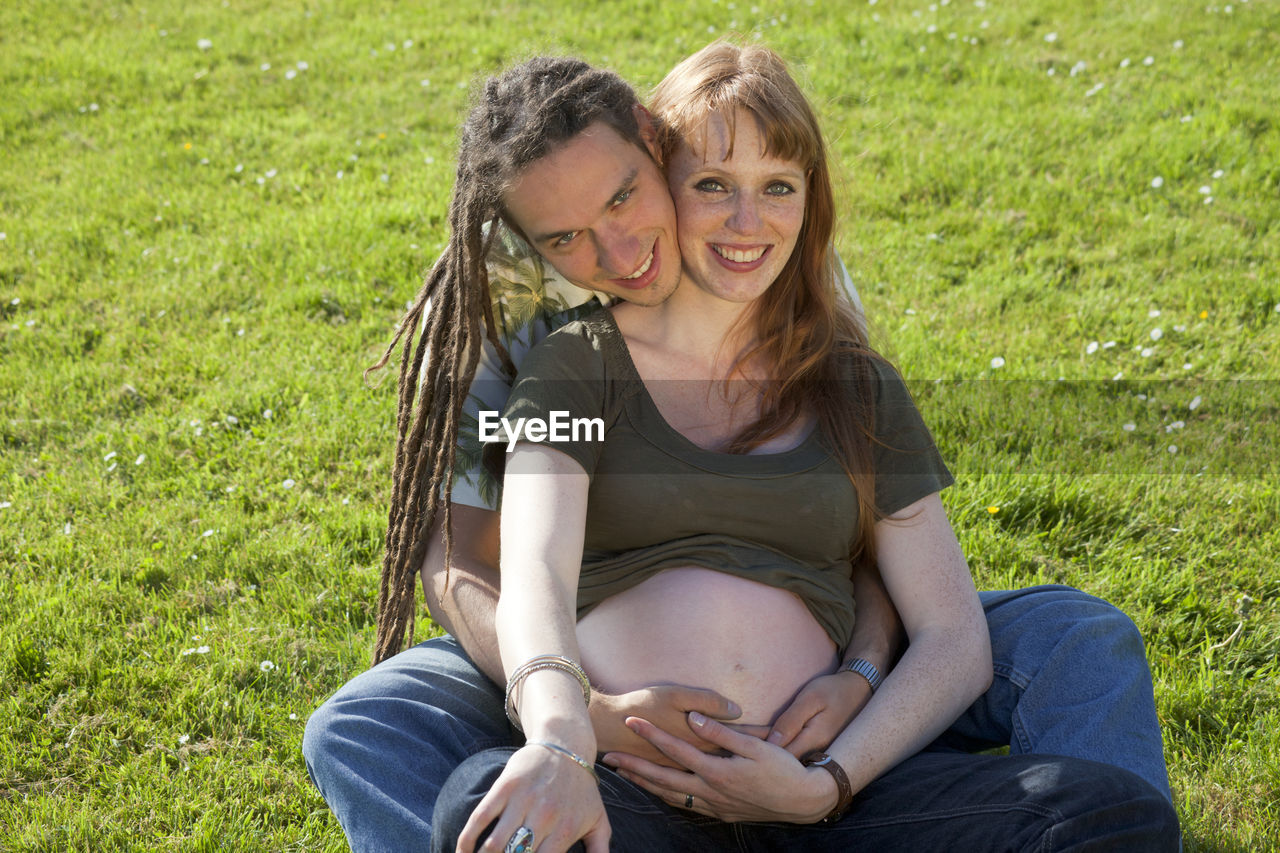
top-left (2, 0), bottom-right (1277, 849)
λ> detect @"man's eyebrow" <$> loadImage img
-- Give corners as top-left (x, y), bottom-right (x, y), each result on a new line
top-left (531, 166), bottom-right (640, 245)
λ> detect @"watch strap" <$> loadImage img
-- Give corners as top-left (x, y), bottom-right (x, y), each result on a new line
top-left (803, 751), bottom-right (854, 823)
top-left (842, 657), bottom-right (883, 692)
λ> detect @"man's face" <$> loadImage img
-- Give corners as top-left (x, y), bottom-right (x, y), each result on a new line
top-left (503, 120), bottom-right (681, 306)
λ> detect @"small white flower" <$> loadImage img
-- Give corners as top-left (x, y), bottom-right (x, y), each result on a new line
top-left (1141, 347), bottom-right (1154, 357)
top-left (1174, 324), bottom-right (1186, 332)
top-left (1149, 309), bottom-right (1161, 318)
top-left (1120, 58), bottom-right (1131, 68)
top-left (202, 529), bottom-right (214, 538)
top-left (1151, 176), bottom-right (1164, 188)
top-left (104, 451), bottom-right (117, 462)
top-left (1173, 39), bottom-right (1184, 49)
top-left (421, 78), bottom-right (431, 87)
top-left (197, 39), bottom-right (213, 51)
top-left (263, 409), bottom-right (273, 419)
top-left (0, 501), bottom-right (11, 509)
top-left (1070, 61), bottom-right (1086, 77)
top-left (135, 454), bottom-right (146, 466)
top-left (64, 522), bottom-right (72, 535)
top-left (106, 462), bottom-right (117, 472)
top-left (1213, 169), bottom-right (1225, 179)
top-left (1169, 445), bottom-right (1178, 454)
top-left (1143, 56), bottom-right (1154, 66)
top-left (225, 414), bottom-right (239, 425)
top-left (226, 486), bottom-right (235, 493)
top-left (289, 713), bottom-right (299, 720)
top-left (1204, 196), bottom-right (1214, 205)
top-left (990, 356), bottom-right (1006, 369)
top-left (282, 478), bottom-right (296, 489)
top-left (1183, 363), bottom-right (1193, 370)
top-left (285, 69), bottom-right (297, 80)
top-left (1086, 341), bottom-right (1099, 354)
top-left (336, 170), bottom-right (344, 179)
top-left (342, 497), bottom-right (350, 505)
top-left (196, 645), bottom-right (210, 654)
top-left (260, 63), bottom-right (271, 71)
top-left (381, 173), bottom-right (390, 183)
top-left (403, 40), bottom-right (414, 49)
top-left (265, 169), bottom-right (277, 179)
top-left (1044, 32), bottom-right (1058, 42)
top-left (1123, 423), bottom-right (1136, 432)
top-left (178, 734), bottom-right (191, 745)
top-left (256, 177), bottom-right (265, 185)
top-left (234, 164), bottom-right (244, 174)
top-left (260, 660), bottom-right (276, 672)
top-left (1150, 328), bottom-right (1163, 341)
top-left (1189, 396), bottom-right (1202, 410)
top-left (905, 308), bottom-right (917, 315)
top-left (296, 61), bottom-right (309, 70)
top-left (1274, 303), bottom-right (1280, 313)
top-left (1181, 115), bottom-right (1193, 123)
top-left (1166, 421), bottom-right (1186, 432)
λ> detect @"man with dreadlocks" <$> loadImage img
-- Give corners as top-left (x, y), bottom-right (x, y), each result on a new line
top-left (303, 52), bottom-right (1173, 852)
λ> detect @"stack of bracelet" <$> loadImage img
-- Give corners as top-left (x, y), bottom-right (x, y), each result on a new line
top-left (504, 654), bottom-right (592, 733)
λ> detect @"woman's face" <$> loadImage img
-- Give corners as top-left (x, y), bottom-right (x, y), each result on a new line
top-left (665, 107), bottom-right (807, 305)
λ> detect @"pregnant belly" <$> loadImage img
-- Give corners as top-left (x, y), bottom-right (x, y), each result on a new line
top-left (575, 567), bottom-right (839, 727)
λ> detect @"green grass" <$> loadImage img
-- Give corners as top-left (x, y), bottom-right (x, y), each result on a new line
top-left (2, 0), bottom-right (1277, 849)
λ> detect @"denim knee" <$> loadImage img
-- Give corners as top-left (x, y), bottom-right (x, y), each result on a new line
top-left (431, 748), bottom-right (518, 853)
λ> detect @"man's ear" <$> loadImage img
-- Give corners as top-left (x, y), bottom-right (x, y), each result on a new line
top-left (632, 103), bottom-right (662, 164)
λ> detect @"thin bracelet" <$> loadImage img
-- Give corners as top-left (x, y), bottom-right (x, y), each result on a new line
top-left (504, 654), bottom-right (591, 732)
top-left (528, 740), bottom-right (599, 780)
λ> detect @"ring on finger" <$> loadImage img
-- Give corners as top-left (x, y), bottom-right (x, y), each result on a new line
top-left (504, 825), bottom-right (534, 853)
top-left (684, 793), bottom-right (695, 809)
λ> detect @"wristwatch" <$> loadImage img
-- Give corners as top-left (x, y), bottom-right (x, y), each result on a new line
top-left (803, 752), bottom-right (854, 823)
top-left (842, 657), bottom-right (883, 692)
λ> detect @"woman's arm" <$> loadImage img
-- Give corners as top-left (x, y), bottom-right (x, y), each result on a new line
top-left (456, 444), bottom-right (610, 853)
top-left (602, 492), bottom-right (990, 822)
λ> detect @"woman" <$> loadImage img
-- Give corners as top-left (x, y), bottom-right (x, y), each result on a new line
top-left (443, 41), bottom-right (992, 852)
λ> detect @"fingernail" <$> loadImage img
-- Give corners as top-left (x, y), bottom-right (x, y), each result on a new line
top-left (727, 701), bottom-right (741, 715)
top-left (690, 711), bottom-right (707, 727)
top-left (767, 731), bottom-right (784, 744)
top-left (601, 754), bottom-right (619, 767)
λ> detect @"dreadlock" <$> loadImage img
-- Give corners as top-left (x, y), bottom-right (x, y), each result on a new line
top-left (368, 57), bottom-right (645, 666)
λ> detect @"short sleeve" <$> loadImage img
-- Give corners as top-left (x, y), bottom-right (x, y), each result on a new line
top-left (868, 358), bottom-right (955, 515)
top-left (481, 325), bottom-right (610, 484)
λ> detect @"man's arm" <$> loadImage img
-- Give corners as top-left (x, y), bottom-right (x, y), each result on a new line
top-left (420, 500), bottom-right (744, 762)
top-left (760, 560), bottom-right (905, 757)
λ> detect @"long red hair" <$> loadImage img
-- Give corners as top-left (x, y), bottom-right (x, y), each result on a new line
top-left (650, 40), bottom-right (885, 568)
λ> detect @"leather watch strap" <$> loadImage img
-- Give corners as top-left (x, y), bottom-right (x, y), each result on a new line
top-left (802, 751), bottom-right (854, 823)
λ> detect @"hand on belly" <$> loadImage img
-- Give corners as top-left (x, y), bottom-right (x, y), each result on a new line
top-left (576, 568), bottom-right (839, 727)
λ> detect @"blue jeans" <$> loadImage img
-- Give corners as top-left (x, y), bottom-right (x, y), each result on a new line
top-left (303, 585), bottom-right (1177, 851)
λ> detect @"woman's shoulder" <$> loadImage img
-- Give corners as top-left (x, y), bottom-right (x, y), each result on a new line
top-left (518, 308), bottom-right (617, 377)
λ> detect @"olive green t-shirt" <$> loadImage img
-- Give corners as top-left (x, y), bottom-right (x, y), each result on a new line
top-left (486, 309), bottom-right (953, 649)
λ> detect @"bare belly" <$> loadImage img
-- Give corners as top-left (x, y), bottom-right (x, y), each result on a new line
top-left (576, 567), bottom-right (839, 727)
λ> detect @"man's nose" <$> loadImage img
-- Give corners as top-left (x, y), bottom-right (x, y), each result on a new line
top-left (595, 223), bottom-right (641, 277)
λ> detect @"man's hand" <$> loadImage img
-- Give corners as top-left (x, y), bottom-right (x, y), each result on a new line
top-left (762, 671), bottom-right (874, 758)
top-left (589, 685), bottom-right (743, 767)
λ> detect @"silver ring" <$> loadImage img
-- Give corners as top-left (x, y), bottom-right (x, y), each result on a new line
top-left (684, 793), bottom-right (694, 809)
top-left (504, 825), bottom-right (534, 853)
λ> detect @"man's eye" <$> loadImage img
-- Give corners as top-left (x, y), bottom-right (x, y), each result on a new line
top-left (554, 231), bottom-right (579, 247)
top-left (694, 179), bottom-right (726, 193)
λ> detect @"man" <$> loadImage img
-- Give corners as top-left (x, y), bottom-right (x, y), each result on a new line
top-left (304, 54), bottom-right (1177, 852)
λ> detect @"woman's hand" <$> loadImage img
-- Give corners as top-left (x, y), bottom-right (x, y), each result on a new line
top-left (601, 712), bottom-right (839, 824)
top-left (761, 671), bottom-right (874, 758)
top-left (590, 685), bottom-right (744, 767)
top-left (457, 743), bottom-right (610, 853)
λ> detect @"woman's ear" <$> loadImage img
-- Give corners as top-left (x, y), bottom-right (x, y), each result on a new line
top-left (632, 104), bottom-right (662, 164)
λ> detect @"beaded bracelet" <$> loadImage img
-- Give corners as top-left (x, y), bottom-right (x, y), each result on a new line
top-left (504, 654), bottom-right (592, 732)
top-left (528, 740), bottom-right (598, 780)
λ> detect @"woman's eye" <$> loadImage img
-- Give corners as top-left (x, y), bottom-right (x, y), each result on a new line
top-left (694, 179), bottom-right (726, 193)
top-left (611, 188), bottom-right (633, 207)
top-left (766, 182), bottom-right (796, 196)
top-left (554, 231), bottom-right (579, 247)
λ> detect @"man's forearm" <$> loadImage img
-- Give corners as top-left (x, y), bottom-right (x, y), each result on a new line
top-left (420, 502), bottom-right (507, 685)
top-left (844, 561), bottom-right (905, 675)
